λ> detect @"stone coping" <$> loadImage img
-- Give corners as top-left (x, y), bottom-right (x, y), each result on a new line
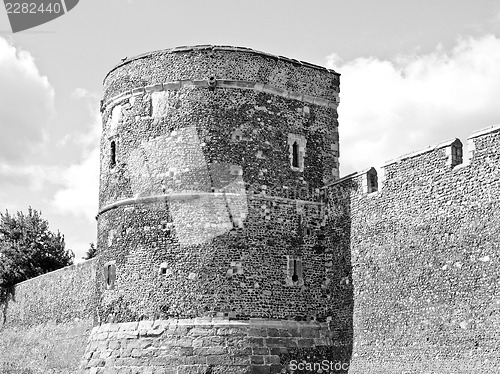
top-left (382, 138), bottom-right (461, 167)
top-left (467, 123), bottom-right (500, 139)
top-left (104, 45), bottom-right (339, 82)
top-left (14, 257), bottom-right (97, 286)
top-left (321, 167), bottom-right (376, 189)
top-left (332, 124), bottom-right (500, 179)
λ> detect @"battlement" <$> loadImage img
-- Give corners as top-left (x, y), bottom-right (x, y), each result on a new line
top-left (330, 123), bottom-right (500, 199)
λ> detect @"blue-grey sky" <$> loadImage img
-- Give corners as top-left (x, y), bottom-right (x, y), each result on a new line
top-left (1, 0), bottom-right (500, 260)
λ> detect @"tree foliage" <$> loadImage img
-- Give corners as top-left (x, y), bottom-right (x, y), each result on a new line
top-left (0, 207), bottom-right (74, 295)
top-left (82, 242), bottom-right (97, 260)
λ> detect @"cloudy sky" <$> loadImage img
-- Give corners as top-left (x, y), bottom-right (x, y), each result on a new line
top-left (0, 0), bottom-right (499, 260)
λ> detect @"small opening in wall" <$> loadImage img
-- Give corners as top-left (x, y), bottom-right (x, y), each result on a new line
top-left (292, 259), bottom-right (299, 282)
top-left (286, 256), bottom-right (303, 286)
top-left (208, 76), bottom-right (217, 91)
top-left (159, 262), bottom-right (169, 276)
top-left (368, 173), bottom-right (378, 193)
top-left (106, 264), bottom-right (112, 285)
top-left (110, 141), bottom-right (116, 167)
top-left (104, 262), bottom-right (116, 290)
top-left (452, 144), bottom-right (463, 165)
top-left (292, 141), bottom-right (299, 168)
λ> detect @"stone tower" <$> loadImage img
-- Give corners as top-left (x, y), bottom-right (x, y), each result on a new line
top-left (82, 46), bottom-right (351, 373)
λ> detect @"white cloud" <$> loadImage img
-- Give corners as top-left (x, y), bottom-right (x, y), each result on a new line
top-left (51, 88), bottom-right (101, 221)
top-left (0, 37), bottom-right (55, 163)
top-left (0, 163), bottom-right (58, 191)
top-left (326, 34), bottom-right (500, 175)
top-left (51, 146), bottom-right (99, 221)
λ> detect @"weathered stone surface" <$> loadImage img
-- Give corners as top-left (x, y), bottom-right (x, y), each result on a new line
top-left (79, 319), bottom-right (338, 373)
top-left (326, 127), bottom-right (500, 373)
top-left (88, 45), bottom-right (344, 373)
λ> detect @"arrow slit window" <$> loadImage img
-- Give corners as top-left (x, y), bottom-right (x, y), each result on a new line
top-left (110, 140), bottom-right (116, 167)
top-left (104, 261), bottom-right (116, 290)
top-left (288, 134), bottom-right (306, 172)
top-left (286, 255), bottom-right (304, 286)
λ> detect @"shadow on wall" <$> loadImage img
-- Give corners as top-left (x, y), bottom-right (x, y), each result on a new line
top-left (276, 177), bottom-right (356, 373)
top-left (0, 286), bottom-right (14, 327)
top-left (324, 177), bottom-right (355, 373)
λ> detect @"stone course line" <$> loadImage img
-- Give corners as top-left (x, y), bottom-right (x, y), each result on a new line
top-left (96, 192), bottom-right (324, 218)
top-left (102, 79), bottom-right (339, 110)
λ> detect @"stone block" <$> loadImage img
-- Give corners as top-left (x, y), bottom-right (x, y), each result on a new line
top-left (296, 338), bottom-right (314, 347)
top-left (188, 327), bottom-right (213, 336)
top-left (176, 365), bottom-right (207, 374)
top-left (115, 330), bottom-right (139, 339)
top-left (264, 355), bottom-right (280, 365)
top-left (248, 328), bottom-right (268, 337)
top-left (119, 322), bottom-right (139, 331)
top-left (299, 327), bottom-right (320, 338)
top-left (264, 337), bottom-right (290, 346)
top-left (108, 340), bottom-right (120, 350)
top-left (202, 336), bottom-right (224, 346)
top-left (250, 355), bottom-right (265, 364)
top-left (205, 354), bottom-right (233, 365)
top-left (248, 365), bottom-right (271, 374)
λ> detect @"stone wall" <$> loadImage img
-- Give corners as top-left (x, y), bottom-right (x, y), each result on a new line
top-left (325, 125), bottom-right (500, 373)
top-left (0, 319), bottom-right (93, 374)
top-left (2, 258), bottom-right (97, 327)
top-left (89, 45), bottom-right (349, 373)
top-left (79, 318), bottom-right (350, 374)
top-left (96, 46), bottom-right (344, 323)
top-left (96, 196), bottom-right (346, 322)
top-left (0, 259), bottom-right (97, 373)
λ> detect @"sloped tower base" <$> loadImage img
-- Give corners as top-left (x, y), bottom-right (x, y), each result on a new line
top-left (79, 318), bottom-right (349, 374)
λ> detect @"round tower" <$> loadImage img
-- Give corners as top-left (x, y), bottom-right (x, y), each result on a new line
top-left (82, 46), bottom-right (351, 373)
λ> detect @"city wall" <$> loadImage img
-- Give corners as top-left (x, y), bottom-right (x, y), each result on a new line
top-left (0, 259), bottom-right (97, 373)
top-left (325, 124), bottom-right (500, 373)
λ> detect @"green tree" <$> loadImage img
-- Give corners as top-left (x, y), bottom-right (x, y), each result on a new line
top-left (82, 242), bottom-right (97, 260)
top-left (0, 207), bottom-right (74, 295)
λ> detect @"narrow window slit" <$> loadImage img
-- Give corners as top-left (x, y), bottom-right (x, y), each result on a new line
top-left (106, 264), bottom-right (112, 286)
top-left (104, 261), bottom-right (116, 289)
top-left (292, 141), bottom-right (299, 168)
top-left (292, 259), bottom-right (299, 282)
top-left (110, 141), bottom-right (116, 167)
top-left (286, 255), bottom-right (303, 286)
